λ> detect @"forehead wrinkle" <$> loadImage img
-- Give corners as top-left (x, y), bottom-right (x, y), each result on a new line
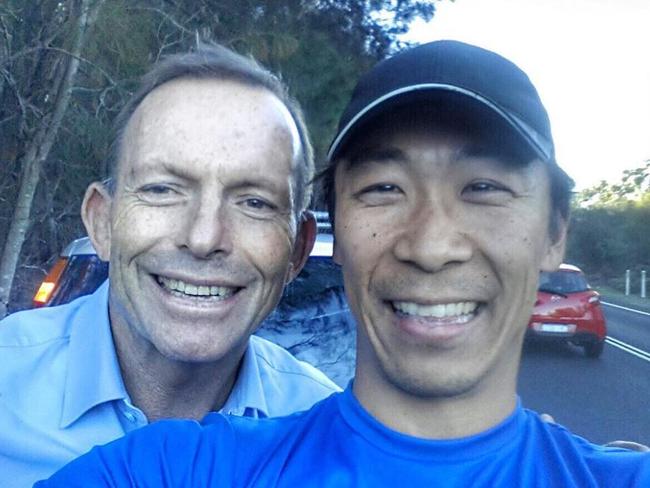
top-left (120, 79), bottom-right (297, 182)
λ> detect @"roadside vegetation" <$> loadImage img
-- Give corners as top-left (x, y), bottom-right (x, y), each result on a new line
top-left (0, 0), bottom-right (436, 316)
top-left (567, 161), bottom-right (650, 302)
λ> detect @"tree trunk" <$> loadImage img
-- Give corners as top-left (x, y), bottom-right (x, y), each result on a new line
top-left (0, 0), bottom-right (104, 318)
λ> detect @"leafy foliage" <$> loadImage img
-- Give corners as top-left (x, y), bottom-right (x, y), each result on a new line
top-left (566, 161), bottom-right (650, 287)
top-left (0, 0), bottom-right (437, 313)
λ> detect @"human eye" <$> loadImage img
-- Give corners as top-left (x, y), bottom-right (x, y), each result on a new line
top-left (137, 183), bottom-right (181, 204)
top-left (244, 197), bottom-right (275, 210)
top-left (466, 181), bottom-right (503, 192)
top-left (354, 182), bottom-right (403, 206)
top-left (361, 183), bottom-right (400, 194)
top-left (141, 184), bottom-right (175, 195)
top-left (462, 180), bottom-right (514, 203)
top-left (236, 195), bottom-right (280, 218)
top-left (356, 182), bottom-right (402, 196)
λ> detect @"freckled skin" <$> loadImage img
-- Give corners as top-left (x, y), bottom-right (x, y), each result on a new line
top-left (333, 123), bottom-right (566, 438)
top-left (83, 78), bottom-right (311, 371)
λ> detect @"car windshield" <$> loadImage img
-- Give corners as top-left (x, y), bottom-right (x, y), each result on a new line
top-left (538, 271), bottom-right (589, 294)
top-left (48, 255), bottom-right (108, 306)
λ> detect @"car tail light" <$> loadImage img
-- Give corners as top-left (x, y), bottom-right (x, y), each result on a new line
top-left (588, 295), bottom-right (600, 304)
top-left (33, 258), bottom-right (68, 307)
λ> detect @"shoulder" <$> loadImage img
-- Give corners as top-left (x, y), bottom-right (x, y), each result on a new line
top-left (0, 303), bottom-right (75, 347)
top-left (0, 285), bottom-right (109, 417)
top-left (0, 302), bottom-right (79, 395)
top-left (522, 409), bottom-right (650, 484)
top-left (226, 392), bottom-right (338, 436)
top-left (0, 289), bottom-right (102, 376)
top-left (0, 281), bottom-right (108, 347)
top-left (224, 395), bottom-right (342, 477)
top-left (249, 335), bottom-right (341, 395)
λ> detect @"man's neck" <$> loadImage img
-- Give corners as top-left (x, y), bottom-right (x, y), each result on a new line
top-left (110, 318), bottom-right (244, 423)
top-left (353, 363), bottom-right (518, 440)
top-left (120, 352), bottom-right (241, 423)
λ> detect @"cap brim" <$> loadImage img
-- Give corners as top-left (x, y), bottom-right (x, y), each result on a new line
top-left (327, 84), bottom-right (554, 163)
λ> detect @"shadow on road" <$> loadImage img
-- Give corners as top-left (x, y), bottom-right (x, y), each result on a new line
top-left (521, 340), bottom-right (590, 360)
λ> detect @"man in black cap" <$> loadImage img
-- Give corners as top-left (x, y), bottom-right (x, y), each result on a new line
top-left (38, 41), bottom-right (650, 487)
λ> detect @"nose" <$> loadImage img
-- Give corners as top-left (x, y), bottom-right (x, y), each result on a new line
top-left (180, 193), bottom-right (232, 259)
top-left (393, 201), bottom-right (473, 272)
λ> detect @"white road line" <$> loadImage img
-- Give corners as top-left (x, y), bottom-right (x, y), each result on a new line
top-left (602, 301), bottom-right (650, 316)
top-left (606, 336), bottom-right (650, 363)
top-left (606, 336), bottom-right (650, 356)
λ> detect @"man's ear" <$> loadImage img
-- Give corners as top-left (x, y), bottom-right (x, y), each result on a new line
top-left (540, 214), bottom-right (568, 272)
top-left (81, 182), bottom-right (113, 262)
top-left (286, 211), bottom-right (317, 283)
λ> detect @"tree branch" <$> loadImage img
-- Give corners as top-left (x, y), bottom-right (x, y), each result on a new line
top-left (0, 0), bottom-right (105, 318)
top-left (0, 45), bottom-right (116, 86)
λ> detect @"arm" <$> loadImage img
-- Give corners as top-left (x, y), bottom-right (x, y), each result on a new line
top-left (34, 419), bottom-right (234, 487)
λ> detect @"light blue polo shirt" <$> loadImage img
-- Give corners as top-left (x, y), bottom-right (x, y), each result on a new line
top-left (0, 281), bottom-right (339, 488)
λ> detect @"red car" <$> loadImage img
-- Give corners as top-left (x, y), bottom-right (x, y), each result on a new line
top-left (527, 264), bottom-right (607, 358)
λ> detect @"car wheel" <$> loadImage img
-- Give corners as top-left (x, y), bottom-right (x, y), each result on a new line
top-left (584, 340), bottom-right (604, 358)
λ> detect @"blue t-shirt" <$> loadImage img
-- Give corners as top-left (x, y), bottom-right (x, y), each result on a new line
top-left (38, 386), bottom-right (650, 487)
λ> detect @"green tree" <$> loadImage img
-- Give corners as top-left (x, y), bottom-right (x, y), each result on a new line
top-left (567, 161), bottom-right (650, 285)
top-left (0, 0), bottom-right (439, 315)
top-left (575, 161), bottom-right (650, 207)
top-left (0, 0), bottom-right (105, 318)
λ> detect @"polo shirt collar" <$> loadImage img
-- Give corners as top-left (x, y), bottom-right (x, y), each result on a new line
top-left (219, 337), bottom-right (269, 418)
top-left (60, 280), bottom-right (128, 428)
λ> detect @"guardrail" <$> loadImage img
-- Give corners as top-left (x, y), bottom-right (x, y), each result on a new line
top-left (625, 269), bottom-right (647, 298)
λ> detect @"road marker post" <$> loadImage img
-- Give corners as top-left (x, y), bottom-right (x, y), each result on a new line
top-left (642, 270), bottom-right (647, 299)
top-left (626, 269), bottom-right (631, 296)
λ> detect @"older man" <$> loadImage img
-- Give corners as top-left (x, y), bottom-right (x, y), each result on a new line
top-left (38, 41), bottom-right (650, 487)
top-left (0, 44), bottom-right (338, 487)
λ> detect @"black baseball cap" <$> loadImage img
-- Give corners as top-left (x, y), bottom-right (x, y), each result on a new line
top-left (327, 40), bottom-right (555, 164)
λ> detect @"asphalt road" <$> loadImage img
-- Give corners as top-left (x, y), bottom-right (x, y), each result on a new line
top-left (518, 301), bottom-right (650, 445)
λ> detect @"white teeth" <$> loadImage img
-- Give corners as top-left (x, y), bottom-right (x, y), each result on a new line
top-left (157, 276), bottom-right (236, 299)
top-left (393, 301), bottom-right (479, 318)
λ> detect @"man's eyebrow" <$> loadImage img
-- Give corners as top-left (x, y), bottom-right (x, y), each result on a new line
top-left (346, 147), bottom-right (409, 167)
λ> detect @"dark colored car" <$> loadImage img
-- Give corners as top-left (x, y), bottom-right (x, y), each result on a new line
top-left (527, 264), bottom-right (607, 358)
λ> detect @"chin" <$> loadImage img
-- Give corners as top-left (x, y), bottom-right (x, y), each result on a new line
top-left (384, 360), bottom-right (486, 400)
top-left (156, 340), bottom-right (231, 364)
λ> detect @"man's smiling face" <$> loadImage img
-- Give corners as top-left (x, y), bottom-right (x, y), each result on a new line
top-left (333, 114), bottom-right (566, 403)
top-left (86, 77), bottom-right (309, 365)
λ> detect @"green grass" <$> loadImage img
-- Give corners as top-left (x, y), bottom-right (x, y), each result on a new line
top-left (594, 285), bottom-right (650, 313)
